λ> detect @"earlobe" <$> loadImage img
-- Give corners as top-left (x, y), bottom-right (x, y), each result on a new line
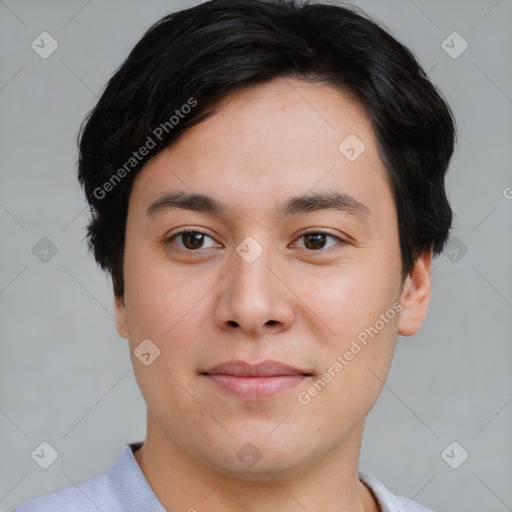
top-left (397, 249), bottom-right (433, 337)
top-left (114, 294), bottom-right (129, 339)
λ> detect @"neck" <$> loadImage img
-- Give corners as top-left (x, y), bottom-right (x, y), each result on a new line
top-left (133, 411), bottom-right (380, 512)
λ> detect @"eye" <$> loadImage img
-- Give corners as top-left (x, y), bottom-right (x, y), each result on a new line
top-left (292, 231), bottom-right (344, 251)
top-left (166, 229), bottom-right (220, 251)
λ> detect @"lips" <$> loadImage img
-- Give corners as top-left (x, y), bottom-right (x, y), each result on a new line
top-left (201, 360), bottom-right (311, 400)
top-left (203, 360), bottom-right (310, 377)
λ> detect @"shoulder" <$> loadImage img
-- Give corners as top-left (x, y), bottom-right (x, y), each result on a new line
top-left (11, 443), bottom-right (148, 512)
top-left (12, 442), bottom-right (164, 512)
top-left (12, 473), bottom-right (118, 512)
top-left (358, 470), bottom-right (438, 512)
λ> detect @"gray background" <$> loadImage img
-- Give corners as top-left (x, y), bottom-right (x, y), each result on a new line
top-left (1, 1), bottom-right (511, 511)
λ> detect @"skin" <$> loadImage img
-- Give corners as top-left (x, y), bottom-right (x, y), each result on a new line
top-left (115, 77), bottom-right (432, 512)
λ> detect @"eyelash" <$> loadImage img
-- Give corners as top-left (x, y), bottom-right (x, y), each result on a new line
top-left (165, 228), bottom-right (345, 253)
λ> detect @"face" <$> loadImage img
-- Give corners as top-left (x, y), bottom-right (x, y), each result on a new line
top-left (115, 78), bottom-right (431, 479)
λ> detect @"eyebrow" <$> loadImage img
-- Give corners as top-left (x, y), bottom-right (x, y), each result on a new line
top-left (146, 190), bottom-right (371, 220)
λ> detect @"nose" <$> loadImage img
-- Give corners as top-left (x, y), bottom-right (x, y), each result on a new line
top-left (213, 242), bottom-right (295, 336)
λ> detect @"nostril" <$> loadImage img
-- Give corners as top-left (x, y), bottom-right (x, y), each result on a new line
top-left (227, 320), bottom-right (238, 327)
top-left (266, 320), bottom-right (278, 326)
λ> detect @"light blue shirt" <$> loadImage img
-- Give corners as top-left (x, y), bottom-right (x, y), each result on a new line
top-left (13, 442), bottom-right (435, 512)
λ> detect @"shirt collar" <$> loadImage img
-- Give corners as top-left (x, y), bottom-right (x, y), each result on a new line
top-left (105, 442), bottom-right (166, 511)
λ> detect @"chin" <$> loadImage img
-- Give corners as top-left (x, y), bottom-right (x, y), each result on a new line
top-left (210, 457), bottom-right (300, 482)
top-left (195, 436), bottom-right (313, 482)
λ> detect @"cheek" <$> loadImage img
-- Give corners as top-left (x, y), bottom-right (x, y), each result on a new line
top-left (293, 257), bottom-right (400, 391)
top-left (122, 252), bottom-right (224, 398)
top-left (293, 261), bottom-right (398, 340)
top-left (296, 282), bottom-right (398, 434)
top-left (123, 243), bottom-right (211, 338)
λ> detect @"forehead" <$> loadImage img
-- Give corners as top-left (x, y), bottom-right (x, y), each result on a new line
top-left (177, 78), bottom-right (376, 165)
top-left (129, 78), bottom-right (394, 224)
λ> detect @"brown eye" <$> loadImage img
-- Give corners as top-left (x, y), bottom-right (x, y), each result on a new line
top-left (293, 231), bottom-right (343, 251)
top-left (167, 230), bottom-right (219, 251)
top-left (303, 233), bottom-right (328, 250)
top-left (180, 232), bottom-right (205, 250)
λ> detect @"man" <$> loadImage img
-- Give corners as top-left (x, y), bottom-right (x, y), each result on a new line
top-left (14, 0), bottom-right (455, 510)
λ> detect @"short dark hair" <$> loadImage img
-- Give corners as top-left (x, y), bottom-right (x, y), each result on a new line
top-left (78, 0), bottom-right (456, 298)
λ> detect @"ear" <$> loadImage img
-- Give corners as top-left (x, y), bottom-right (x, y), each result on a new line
top-left (114, 293), bottom-right (129, 339)
top-left (397, 248), bottom-right (433, 337)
